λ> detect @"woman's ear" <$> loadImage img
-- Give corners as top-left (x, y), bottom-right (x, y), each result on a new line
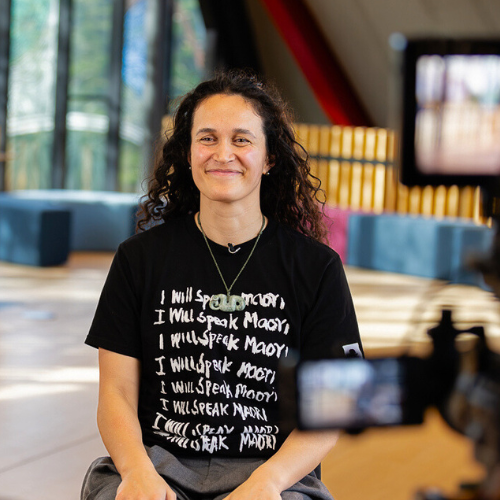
top-left (265, 155), bottom-right (275, 174)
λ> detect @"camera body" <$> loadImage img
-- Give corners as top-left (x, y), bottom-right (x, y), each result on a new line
top-left (292, 311), bottom-right (500, 498)
top-left (294, 310), bottom-right (484, 433)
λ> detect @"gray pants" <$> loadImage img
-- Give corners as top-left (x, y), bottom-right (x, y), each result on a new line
top-left (81, 446), bottom-right (334, 500)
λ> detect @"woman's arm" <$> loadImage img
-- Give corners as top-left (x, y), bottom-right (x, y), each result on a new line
top-left (223, 428), bottom-right (339, 500)
top-left (97, 348), bottom-right (176, 500)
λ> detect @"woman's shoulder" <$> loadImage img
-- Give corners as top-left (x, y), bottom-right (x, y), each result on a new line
top-left (117, 215), bottom-right (191, 255)
top-left (275, 221), bottom-right (339, 255)
top-left (274, 221), bottom-right (341, 265)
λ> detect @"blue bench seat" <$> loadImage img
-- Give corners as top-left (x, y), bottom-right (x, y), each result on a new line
top-left (0, 195), bottom-right (71, 266)
top-left (7, 190), bottom-right (141, 251)
top-left (347, 213), bottom-right (493, 288)
top-left (0, 189), bottom-right (141, 267)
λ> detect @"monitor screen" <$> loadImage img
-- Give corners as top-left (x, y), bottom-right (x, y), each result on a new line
top-left (398, 38), bottom-right (500, 186)
top-left (296, 358), bottom-right (405, 430)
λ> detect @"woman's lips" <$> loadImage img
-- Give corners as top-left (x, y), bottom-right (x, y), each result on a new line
top-left (206, 168), bottom-right (242, 176)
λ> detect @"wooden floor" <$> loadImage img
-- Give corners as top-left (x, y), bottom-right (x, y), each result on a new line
top-left (0, 252), bottom-right (498, 500)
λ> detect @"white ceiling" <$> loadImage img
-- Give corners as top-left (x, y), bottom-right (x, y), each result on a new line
top-left (303, 0), bottom-right (500, 126)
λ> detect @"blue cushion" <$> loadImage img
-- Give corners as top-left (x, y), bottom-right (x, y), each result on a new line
top-left (450, 224), bottom-right (494, 287)
top-left (346, 213), bottom-right (376, 268)
top-left (9, 190), bottom-right (141, 251)
top-left (0, 195), bottom-right (71, 266)
top-left (373, 215), bottom-right (456, 279)
top-left (346, 212), bottom-right (493, 287)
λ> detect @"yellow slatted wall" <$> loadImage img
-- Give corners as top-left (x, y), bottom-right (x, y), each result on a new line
top-left (295, 124), bottom-right (485, 224)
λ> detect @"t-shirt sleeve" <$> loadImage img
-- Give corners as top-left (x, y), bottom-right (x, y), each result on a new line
top-left (300, 253), bottom-right (363, 360)
top-left (85, 244), bottom-right (143, 359)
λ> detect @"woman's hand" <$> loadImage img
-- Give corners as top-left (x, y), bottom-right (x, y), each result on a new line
top-left (222, 468), bottom-right (281, 500)
top-left (115, 468), bottom-right (177, 500)
top-left (223, 428), bottom-right (339, 500)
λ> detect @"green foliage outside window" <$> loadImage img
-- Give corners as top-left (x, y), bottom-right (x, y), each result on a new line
top-left (6, 0), bottom-right (206, 192)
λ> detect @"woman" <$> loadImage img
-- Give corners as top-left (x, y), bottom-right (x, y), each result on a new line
top-left (82, 70), bottom-right (363, 500)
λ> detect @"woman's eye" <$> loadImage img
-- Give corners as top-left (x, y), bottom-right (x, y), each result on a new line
top-left (234, 137), bottom-right (250, 144)
top-left (200, 137), bottom-right (215, 143)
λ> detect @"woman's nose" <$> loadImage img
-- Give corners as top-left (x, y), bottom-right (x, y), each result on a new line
top-left (214, 141), bottom-right (235, 163)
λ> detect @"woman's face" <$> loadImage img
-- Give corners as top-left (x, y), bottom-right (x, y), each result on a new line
top-left (189, 93), bottom-right (270, 211)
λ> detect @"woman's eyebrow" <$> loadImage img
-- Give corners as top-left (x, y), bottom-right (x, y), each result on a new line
top-left (233, 128), bottom-right (256, 138)
top-left (195, 127), bottom-right (257, 138)
top-left (195, 127), bottom-right (216, 136)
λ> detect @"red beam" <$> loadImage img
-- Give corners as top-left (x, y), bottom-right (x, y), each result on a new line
top-left (259, 0), bottom-right (371, 126)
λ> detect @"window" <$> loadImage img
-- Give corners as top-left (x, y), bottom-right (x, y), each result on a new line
top-left (5, 0), bottom-right (206, 192)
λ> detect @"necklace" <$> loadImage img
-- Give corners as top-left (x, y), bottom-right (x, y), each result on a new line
top-left (197, 213), bottom-right (266, 313)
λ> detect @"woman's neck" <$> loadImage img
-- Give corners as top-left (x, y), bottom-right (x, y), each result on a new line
top-left (196, 202), bottom-right (265, 247)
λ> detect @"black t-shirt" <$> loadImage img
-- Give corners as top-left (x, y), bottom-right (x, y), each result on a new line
top-left (86, 215), bottom-right (362, 458)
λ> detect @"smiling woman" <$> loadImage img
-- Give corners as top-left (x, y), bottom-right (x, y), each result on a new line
top-left (81, 70), bottom-right (363, 500)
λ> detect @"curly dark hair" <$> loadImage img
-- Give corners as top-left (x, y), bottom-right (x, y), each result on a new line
top-left (137, 69), bottom-right (327, 242)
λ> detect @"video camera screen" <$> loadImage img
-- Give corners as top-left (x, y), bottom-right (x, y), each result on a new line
top-left (398, 38), bottom-right (500, 187)
top-left (296, 359), bottom-right (406, 430)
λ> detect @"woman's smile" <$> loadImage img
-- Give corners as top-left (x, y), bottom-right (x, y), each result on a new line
top-left (206, 167), bottom-right (242, 177)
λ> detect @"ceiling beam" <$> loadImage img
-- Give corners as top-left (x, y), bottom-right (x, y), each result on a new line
top-left (259, 0), bottom-right (372, 126)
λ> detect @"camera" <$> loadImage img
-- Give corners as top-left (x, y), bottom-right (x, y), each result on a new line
top-left (288, 36), bottom-right (500, 499)
top-left (294, 310), bottom-right (494, 433)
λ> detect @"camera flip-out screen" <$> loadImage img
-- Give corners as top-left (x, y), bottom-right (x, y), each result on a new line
top-left (399, 38), bottom-right (500, 187)
top-left (296, 358), bottom-right (406, 430)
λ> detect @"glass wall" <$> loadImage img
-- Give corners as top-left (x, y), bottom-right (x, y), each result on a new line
top-left (120, 0), bottom-right (148, 192)
top-left (66, 1), bottom-right (113, 191)
top-left (7, 0), bottom-right (59, 189)
top-left (171, 0), bottom-right (206, 99)
top-left (5, 0), bottom-right (207, 192)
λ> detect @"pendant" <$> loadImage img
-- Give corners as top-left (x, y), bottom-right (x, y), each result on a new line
top-left (209, 294), bottom-right (246, 312)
